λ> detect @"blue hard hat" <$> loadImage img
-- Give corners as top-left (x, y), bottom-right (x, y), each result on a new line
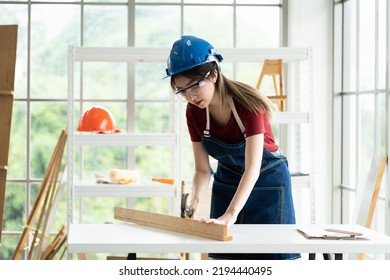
top-left (165, 35), bottom-right (223, 78)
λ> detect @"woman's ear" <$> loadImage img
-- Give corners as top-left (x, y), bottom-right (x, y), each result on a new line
top-left (211, 69), bottom-right (218, 83)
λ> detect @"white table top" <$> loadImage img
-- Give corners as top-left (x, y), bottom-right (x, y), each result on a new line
top-left (68, 223), bottom-right (390, 254)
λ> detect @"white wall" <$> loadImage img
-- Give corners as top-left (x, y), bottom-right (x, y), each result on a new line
top-left (288, 0), bottom-right (334, 223)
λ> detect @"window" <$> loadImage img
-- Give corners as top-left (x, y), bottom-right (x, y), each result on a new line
top-left (333, 0), bottom-right (389, 259)
top-left (0, 0), bottom-right (283, 259)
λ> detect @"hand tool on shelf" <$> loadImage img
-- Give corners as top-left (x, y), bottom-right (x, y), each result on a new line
top-left (152, 177), bottom-right (174, 185)
top-left (109, 169), bottom-right (140, 184)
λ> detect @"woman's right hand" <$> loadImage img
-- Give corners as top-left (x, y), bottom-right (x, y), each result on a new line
top-left (189, 200), bottom-right (200, 219)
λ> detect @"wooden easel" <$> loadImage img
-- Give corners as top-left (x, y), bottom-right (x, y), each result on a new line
top-left (0, 25), bottom-right (18, 243)
top-left (350, 155), bottom-right (387, 260)
top-left (12, 130), bottom-right (67, 259)
top-left (256, 59), bottom-right (286, 111)
top-left (40, 225), bottom-right (67, 260)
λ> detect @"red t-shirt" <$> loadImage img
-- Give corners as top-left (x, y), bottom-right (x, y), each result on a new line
top-left (186, 98), bottom-right (279, 152)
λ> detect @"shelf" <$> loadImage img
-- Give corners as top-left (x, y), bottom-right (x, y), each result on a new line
top-left (74, 133), bottom-right (177, 146)
top-left (74, 180), bottom-right (176, 198)
top-left (273, 112), bottom-right (310, 124)
top-left (72, 114), bottom-right (309, 147)
top-left (71, 46), bottom-right (309, 63)
top-left (291, 174), bottom-right (310, 189)
top-left (67, 45), bottom-right (314, 255)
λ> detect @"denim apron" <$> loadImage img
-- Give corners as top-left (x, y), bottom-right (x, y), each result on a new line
top-left (204, 97), bottom-right (300, 260)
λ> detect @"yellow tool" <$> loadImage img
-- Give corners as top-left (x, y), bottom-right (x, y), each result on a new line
top-left (116, 179), bottom-right (136, 184)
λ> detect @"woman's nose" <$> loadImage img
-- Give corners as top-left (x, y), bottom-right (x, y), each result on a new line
top-left (188, 94), bottom-right (197, 102)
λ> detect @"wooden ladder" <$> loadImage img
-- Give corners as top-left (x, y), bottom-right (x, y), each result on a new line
top-left (256, 59), bottom-right (286, 111)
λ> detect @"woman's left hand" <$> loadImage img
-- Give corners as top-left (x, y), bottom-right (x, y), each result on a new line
top-left (201, 212), bottom-right (237, 227)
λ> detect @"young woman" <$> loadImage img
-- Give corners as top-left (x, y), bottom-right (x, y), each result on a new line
top-left (165, 35), bottom-right (300, 260)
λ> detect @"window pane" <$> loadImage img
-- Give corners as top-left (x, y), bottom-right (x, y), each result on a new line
top-left (236, 62), bottom-right (263, 87)
top-left (31, 0), bottom-right (78, 2)
top-left (342, 0), bottom-right (356, 92)
top-left (236, 6), bottom-right (280, 47)
top-left (0, 236), bottom-right (22, 260)
top-left (377, 93), bottom-right (386, 155)
top-left (135, 6), bottom-right (181, 47)
top-left (8, 102), bottom-right (27, 178)
top-left (2, 1), bottom-right (285, 260)
top-left (30, 4), bottom-right (80, 99)
top-left (0, 5), bottom-right (28, 99)
top-left (358, 94), bottom-right (375, 187)
top-left (135, 63), bottom-right (171, 100)
top-left (183, 6), bottom-right (233, 47)
top-left (358, 0), bottom-right (375, 90)
top-left (372, 199), bottom-right (386, 234)
top-left (136, 0), bottom-right (180, 2)
top-left (377, 0), bottom-right (386, 89)
top-left (292, 186), bottom-right (311, 224)
top-left (83, 62), bottom-right (127, 100)
top-left (134, 197), bottom-right (170, 213)
top-left (334, 2), bottom-right (342, 93)
top-left (342, 95), bottom-right (357, 190)
top-left (85, 0), bottom-right (125, 2)
top-left (30, 102), bottom-right (67, 178)
top-left (184, 0), bottom-right (233, 3)
top-left (80, 197), bottom-right (126, 223)
top-left (237, 0), bottom-right (280, 4)
top-left (81, 146), bottom-right (128, 180)
top-left (341, 189), bottom-right (356, 223)
top-left (135, 146), bottom-right (172, 178)
top-left (135, 103), bottom-right (170, 133)
top-left (84, 5), bottom-right (127, 47)
top-left (3, 183), bottom-right (26, 231)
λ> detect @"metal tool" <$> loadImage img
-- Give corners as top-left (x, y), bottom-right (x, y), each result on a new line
top-left (180, 181), bottom-right (193, 218)
top-left (181, 192), bottom-right (193, 218)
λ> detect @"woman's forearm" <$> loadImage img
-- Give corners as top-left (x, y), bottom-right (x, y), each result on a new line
top-left (225, 166), bottom-right (260, 217)
top-left (190, 169), bottom-right (211, 205)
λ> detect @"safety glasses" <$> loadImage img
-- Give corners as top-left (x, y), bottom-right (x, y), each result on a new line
top-left (174, 71), bottom-right (210, 99)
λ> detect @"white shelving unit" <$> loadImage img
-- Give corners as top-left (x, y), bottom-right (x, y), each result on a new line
top-left (67, 46), bottom-right (183, 235)
top-left (67, 46), bottom-right (313, 258)
top-left (71, 135), bottom-right (178, 198)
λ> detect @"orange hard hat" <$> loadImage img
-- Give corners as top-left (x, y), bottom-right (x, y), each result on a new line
top-left (77, 105), bottom-right (120, 133)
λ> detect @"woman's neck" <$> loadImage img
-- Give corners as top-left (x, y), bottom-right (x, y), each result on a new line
top-left (208, 94), bottom-right (231, 127)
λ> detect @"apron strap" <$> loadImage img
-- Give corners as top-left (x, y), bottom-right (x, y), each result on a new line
top-left (203, 106), bottom-right (211, 137)
top-left (227, 96), bottom-right (246, 138)
top-left (204, 96), bottom-right (246, 138)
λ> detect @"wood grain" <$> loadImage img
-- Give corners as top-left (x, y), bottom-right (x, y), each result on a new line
top-left (114, 207), bottom-right (232, 241)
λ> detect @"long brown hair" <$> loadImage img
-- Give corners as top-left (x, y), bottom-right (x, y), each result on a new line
top-left (171, 62), bottom-right (275, 118)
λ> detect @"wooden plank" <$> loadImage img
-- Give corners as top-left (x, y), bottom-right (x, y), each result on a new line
top-left (0, 24), bottom-right (18, 243)
top-left (364, 156), bottom-right (387, 228)
top-left (114, 207), bottom-right (232, 241)
top-left (348, 155), bottom-right (387, 260)
top-left (0, 25), bottom-right (18, 91)
top-left (40, 225), bottom-right (66, 260)
top-left (358, 156), bottom-right (387, 260)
